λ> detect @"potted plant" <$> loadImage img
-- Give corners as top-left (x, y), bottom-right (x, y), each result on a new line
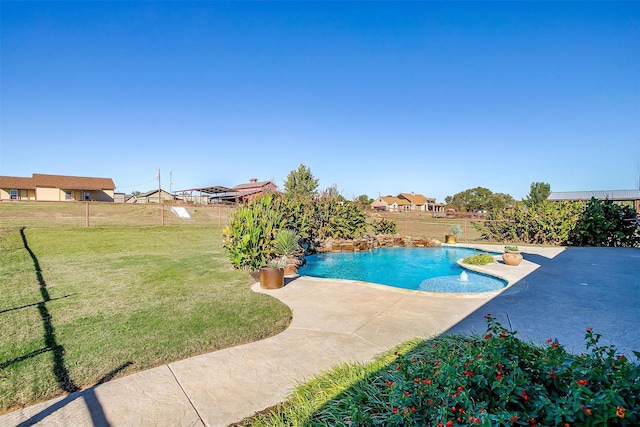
top-left (273, 229), bottom-right (303, 275)
top-left (502, 245), bottom-right (523, 266)
top-left (445, 224), bottom-right (462, 244)
top-left (259, 256), bottom-right (286, 289)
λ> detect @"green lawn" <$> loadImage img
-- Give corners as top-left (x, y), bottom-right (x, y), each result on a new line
top-left (0, 224), bottom-right (291, 413)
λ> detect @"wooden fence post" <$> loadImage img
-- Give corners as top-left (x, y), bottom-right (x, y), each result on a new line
top-left (464, 219), bottom-right (467, 242)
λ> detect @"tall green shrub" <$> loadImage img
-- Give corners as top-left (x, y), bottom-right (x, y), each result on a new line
top-left (281, 199), bottom-right (315, 241)
top-left (283, 163), bottom-right (319, 202)
top-left (222, 194), bottom-right (287, 270)
top-left (476, 201), bottom-right (584, 245)
top-left (371, 218), bottom-right (398, 235)
top-left (223, 195), bottom-right (370, 270)
top-left (314, 199), bottom-right (368, 239)
top-left (569, 197), bottom-right (640, 247)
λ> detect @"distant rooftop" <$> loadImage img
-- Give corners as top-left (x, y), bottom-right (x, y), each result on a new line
top-left (174, 186), bottom-right (233, 195)
top-left (548, 189), bottom-right (640, 201)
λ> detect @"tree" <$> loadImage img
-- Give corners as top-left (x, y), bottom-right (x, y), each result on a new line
top-left (318, 184), bottom-right (343, 201)
top-left (488, 192), bottom-right (517, 212)
top-left (353, 194), bottom-right (372, 209)
top-left (445, 187), bottom-right (515, 213)
top-left (283, 164), bottom-right (319, 202)
top-left (525, 182), bottom-right (551, 206)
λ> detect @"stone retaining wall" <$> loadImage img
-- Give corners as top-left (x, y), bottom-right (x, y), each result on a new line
top-left (315, 235), bottom-right (441, 253)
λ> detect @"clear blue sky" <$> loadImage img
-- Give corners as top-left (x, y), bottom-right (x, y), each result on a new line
top-left (1, 1), bottom-right (639, 202)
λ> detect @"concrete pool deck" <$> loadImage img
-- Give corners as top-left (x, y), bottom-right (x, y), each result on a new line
top-left (1, 245), bottom-right (638, 426)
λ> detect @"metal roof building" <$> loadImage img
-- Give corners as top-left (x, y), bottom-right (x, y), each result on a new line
top-left (548, 189), bottom-right (640, 212)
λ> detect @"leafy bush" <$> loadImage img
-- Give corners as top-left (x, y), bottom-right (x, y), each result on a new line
top-left (245, 316), bottom-right (639, 427)
top-left (282, 199), bottom-right (316, 242)
top-left (476, 201), bottom-right (584, 245)
top-left (476, 199), bottom-right (639, 248)
top-left (313, 199), bottom-right (368, 239)
top-left (462, 253), bottom-right (494, 265)
top-left (222, 194), bottom-right (287, 270)
top-left (569, 198), bottom-right (640, 247)
top-left (223, 195), bottom-right (370, 270)
top-left (279, 199), bottom-right (368, 242)
top-left (371, 218), bottom-right (398, 235)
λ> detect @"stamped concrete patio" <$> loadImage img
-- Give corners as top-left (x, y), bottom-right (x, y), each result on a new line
top-left (1, 245), bottom-right (638, 427)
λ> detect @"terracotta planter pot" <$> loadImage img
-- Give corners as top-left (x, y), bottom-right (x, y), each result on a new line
top-left (502, 251), bottom-right (523, 266)
top-left (259, 266), bottom-right (284, 289)
top-left (445, 235), bottom-right (457, 244)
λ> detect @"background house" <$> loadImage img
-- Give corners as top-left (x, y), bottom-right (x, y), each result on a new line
top-left (398, 193), bottom-right (429, 211)
top-left (232, 178), bottom-right (278, 199)
top-left (210, 178), bottom-right (279, 203)
top-left (173, 179), bottom-right (277, 205)
top-left (371, 193), bottom-right (444, 213)
top-left (0, 174), bottom-right (116, 202)
top-left (371, 196), bottom-right (401, 212)
top-left (127, 189), bottom-right (174, 203)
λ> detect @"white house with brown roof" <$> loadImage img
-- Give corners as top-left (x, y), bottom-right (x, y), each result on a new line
top-left (372, 193), bottom-right (444, 213)
top-left (371, 196), bottom-right (410, 212)
top-left (0, 174), bottom-right (116, 202)
top-left (397, 193), bottom-right (445, 213)
top-left (398, 193), bottom-right (429, 211)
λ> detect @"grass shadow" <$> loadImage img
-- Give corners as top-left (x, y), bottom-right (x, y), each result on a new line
top-left (15, 362), bottom-right (135, 427)
top-left (12, 228), bottom-right (134, 425)
top-left (0, 294), bottom-right (76, 316)
top-left (19, 227), bottom-right (79, 394)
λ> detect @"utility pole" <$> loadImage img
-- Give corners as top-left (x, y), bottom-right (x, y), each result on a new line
top-left (158, 168), bottom-right (164, 226)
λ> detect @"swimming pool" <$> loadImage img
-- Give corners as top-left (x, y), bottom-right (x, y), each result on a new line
top-left (300, 247), bottom-right (506, 293)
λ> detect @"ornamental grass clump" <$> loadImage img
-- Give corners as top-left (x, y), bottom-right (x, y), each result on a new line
top-left (246, 315), bottom-right (639, 426)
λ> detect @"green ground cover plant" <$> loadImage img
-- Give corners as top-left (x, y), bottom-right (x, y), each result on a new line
top-left (244, 316), bottom-right (639, 426)
top-left (462, 253), bottom-right (495, 265)
top-left (0, 225), bottom-right (290, 413)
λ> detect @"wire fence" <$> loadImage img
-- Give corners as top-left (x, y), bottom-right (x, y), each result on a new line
top-left (0, 201), bottom-right (236, 228)
top-left (372, 211), bottom-right (492, 242)
top-left (1, 202), bottom-right (511, 245)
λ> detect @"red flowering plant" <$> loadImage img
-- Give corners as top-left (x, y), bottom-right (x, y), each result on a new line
top-left (286, 314), bottom-right (639, 427)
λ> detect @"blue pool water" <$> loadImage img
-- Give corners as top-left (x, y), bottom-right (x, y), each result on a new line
top-left (300, 247), bottom-right (506, 293)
